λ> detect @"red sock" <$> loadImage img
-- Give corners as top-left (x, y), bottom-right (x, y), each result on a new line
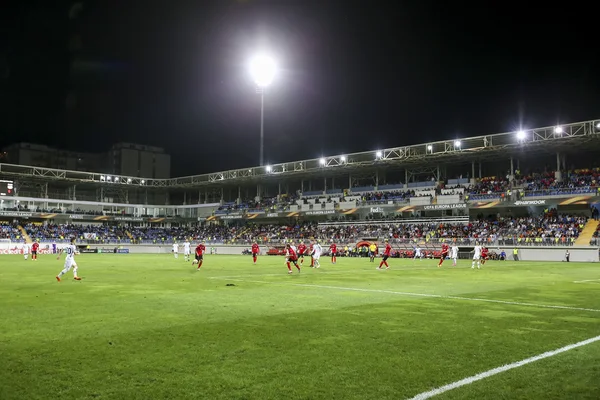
top-left (198, 261), bottom-right (203, 268)
top-left (296, 263), bottom-right (301, 271)
top-left (334, 256), bottom-right (336, 263)
top-left (253, 255), bottom-right (257, 263)
top-left (384, 261), bottom-right (389, 268)
top-left (438, 258), bottom-right (443, 266)
top-left (286, 262), bottom-right (292, 271)
top-left (311, 258), bottom-right (314, 267)
top-left (379, 261), bottom-right (384, 268)
top-left (300, 258), bottom-right (304, 264)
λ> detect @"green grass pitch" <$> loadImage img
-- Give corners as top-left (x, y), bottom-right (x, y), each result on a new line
top-left (1, 253), bottom-right (599, 399)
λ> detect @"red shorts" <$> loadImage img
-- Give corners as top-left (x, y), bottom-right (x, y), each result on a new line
top-left (441, 251), bottom-right (448, 258)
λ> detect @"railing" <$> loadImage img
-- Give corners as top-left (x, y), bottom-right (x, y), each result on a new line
top-left (523, 186), bottom-right (597, 197)
top-left (16, 235), bottom-right (598, 247)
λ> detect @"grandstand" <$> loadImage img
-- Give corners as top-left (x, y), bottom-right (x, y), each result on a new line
top-left (1, 119), bottom-right (600, 258)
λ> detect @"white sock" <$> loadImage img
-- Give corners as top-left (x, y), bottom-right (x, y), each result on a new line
top-left (73, 267), bottom-right (78, 278)
top-left (58, 267), bottom-right (68, 277)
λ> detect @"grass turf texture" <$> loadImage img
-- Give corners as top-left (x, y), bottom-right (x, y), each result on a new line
top-left (1, 254), bottom-right (599, 400)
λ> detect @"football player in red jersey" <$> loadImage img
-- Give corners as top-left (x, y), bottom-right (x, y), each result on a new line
top-left (438, 243), bottom-right (449, 267)
top-left (31, 241), bottom-right (40, 260)
top-left (297, 241), bottom-right (307, 265)
top-left (285, 244), bottom-right (301, 274)
top-left (378, 239), bottom-right (392, 270)
top-left (194, 242), bottom-right (206, 270)
top-left (251, 242), bottom-right (259, 264)
top-left (329, 242), bottom-right (337, 264)
top-left (481, 247), bottom-right (489, 265)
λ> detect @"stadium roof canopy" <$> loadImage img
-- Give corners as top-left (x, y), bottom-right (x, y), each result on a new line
top-left (1, 119), bottom-right (600, 189)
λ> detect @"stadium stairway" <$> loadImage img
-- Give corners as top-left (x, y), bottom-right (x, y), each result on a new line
top-left (575, 220), bottom-right (600, 246)
top-left (17, 225), bottom-right (32, 244)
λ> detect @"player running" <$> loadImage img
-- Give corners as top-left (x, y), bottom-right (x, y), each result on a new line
top-left (172, 241), bottom-right (179, 259)
top-left (22, 240), bottom-right (30, 260)
top-left (32, 241), bottom-right (39, 260)
top-left (251, 242), bottom-right (259, 264)
top-left (472, 243), bottom-right (482, 269)
top-left (297, 241), bottom-right (307, 265)
top-left (438, 243), bottom-right (449, 267)
top-left (413, 245), bottom-right (423, 261)
top-left (329, 242), bottom-right (337, 264)
top-left (285, 243), bottom-right (301, 274)
top-left (311, 240), bottom-right (322, 268)
top-left (480, 246), bottom-right (489, 265)
top-left (183, 239), bottom-right (191, 262)
top-left (56, 237), bottom-right (81, 281)
top-left (194, 242), bottom-right (206, 270)
top-left (377, 239), bottom-right (392, 270)
top-left (451, 244), bottom-right (459, 266)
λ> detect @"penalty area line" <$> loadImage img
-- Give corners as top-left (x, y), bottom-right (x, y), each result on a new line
top-left (573, 279), bottom-right (600, 283)
top-left (407, 334), bottom-right (600, 400)
top-left (210, 278), bottom-right (600, 314)
top-left (294, 283), bottom-right (600, 313)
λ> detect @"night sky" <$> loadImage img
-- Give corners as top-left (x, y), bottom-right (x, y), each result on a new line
top-left (1, 0), bottom-right (598, 177)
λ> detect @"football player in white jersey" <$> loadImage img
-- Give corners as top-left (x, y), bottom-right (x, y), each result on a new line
top-left (172, 242), bottom-right (179, 259)
top-left (22, 240), bottom-right (30, 260)
top-left (451, 245), bottom-right (459, 266)
top-left (413, 246), bottom-right (422, 261)
top-left (183, 239), bottom-right (191, 262)
top-left (56, 237), bottom-right (81, 281)
top-left (311, 241), bottom-right (322, 268)
top-left (472, 243), bottom-right (481, 269)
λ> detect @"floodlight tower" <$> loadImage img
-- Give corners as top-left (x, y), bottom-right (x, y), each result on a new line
top-left (249, 54), bottom-right (276, 166)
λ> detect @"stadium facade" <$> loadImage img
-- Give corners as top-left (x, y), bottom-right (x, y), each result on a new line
top-left (1, 118), bottom-right (599, 258)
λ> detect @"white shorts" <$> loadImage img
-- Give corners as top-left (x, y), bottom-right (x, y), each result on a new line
top-left (64, 259), bottom-right (77, 270)
top-left (312, 254), bottom-right (321, 260)
top-left (473, 255), bottom-right (480, 261)
top-left (184, 250), bottom-right (190, 255)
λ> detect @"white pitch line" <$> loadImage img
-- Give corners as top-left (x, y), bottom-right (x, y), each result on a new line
top-left (208, 267), bottom-right (435, 280)
top-left (293, 283), bottom-right (600, 313)
top-left (407, 334), bottom-right (600, 400)
top-left (210, 278), bottom-right (600, 313)
top-left (573, 279), bottom-right (600, 283)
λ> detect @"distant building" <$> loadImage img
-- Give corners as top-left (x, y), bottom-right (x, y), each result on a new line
top-left (108, 143), bottom-right (171, 179)
top-left (1, 142), bottom-right (171, 179)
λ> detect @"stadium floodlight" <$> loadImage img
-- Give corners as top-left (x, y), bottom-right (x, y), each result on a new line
top-left (127, 178), bottom-right (132, 184)
top-left (454, 140), bottom-right (461, 148)
top-left (106, 176), bottom-right (112, 182)
top-left (375, 151), bottom-right (383, 159)
top-left (140, 180), bottom-right (145, 185)
top-left (319, 158), bottom-right (326, 165)
top-left (427, 145), bottom-right (433, 152)
top-left (554, 126), bottom-right (563, 134)
top-left (100, 175), bottom-right (105, 182)
top-left (516, 130), bottom-right (526, 141)
top-left (340, 155), bottom-right (346, 162)
top-left (114, 177), bottom-right (119, 182)
top-left (596, 122), bottom-right (600, 130)
top-left (265, 165), bottom-right (272, 173)
top-left (249, 54), bottom-right (277, 167)
top-left (249, 55), bottom-right (276, 88)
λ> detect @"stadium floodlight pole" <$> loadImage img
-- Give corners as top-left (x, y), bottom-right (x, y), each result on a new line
top-left (249, 54), bottom-right (276, 166)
